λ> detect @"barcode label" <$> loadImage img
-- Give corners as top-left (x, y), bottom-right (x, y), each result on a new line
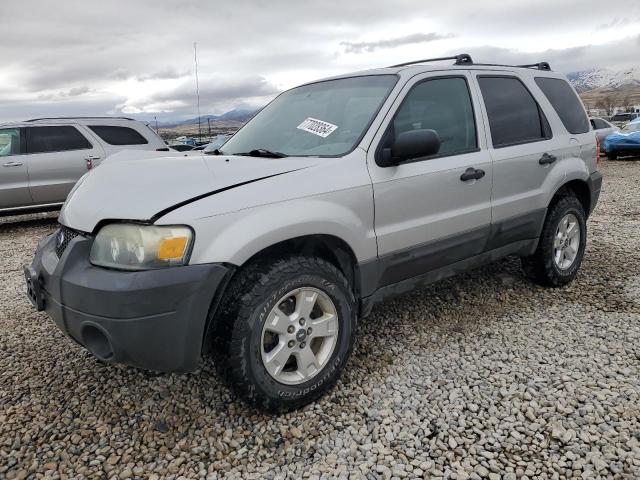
top-left (296, 117), bottom-right (338, 138)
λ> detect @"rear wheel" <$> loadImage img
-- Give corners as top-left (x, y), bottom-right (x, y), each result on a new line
top-left (521, 195), bottom-right (587, 287)
top-left (213, 256), bottom-right (356, 412)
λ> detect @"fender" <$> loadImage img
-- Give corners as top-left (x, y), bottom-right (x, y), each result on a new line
top-left (178, 187), bottom-right (377, 267)
top-left (541, 155), bottom-right (590, 207)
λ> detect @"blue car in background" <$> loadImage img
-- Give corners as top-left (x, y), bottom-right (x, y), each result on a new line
top-left (603, 120), bottom-right (640, 160)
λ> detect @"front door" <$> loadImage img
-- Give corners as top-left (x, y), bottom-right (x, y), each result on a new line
top-left (367, 72), bottom-right (493, 287)
top-left (0, 127), bottom-right (32, 209)
top-left (25, 125), bottom-right (104, 205)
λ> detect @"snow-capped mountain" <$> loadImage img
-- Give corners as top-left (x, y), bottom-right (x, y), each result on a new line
top-left (568, 67), bottom-right (640, 92)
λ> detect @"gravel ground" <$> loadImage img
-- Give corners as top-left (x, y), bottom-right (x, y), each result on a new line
top-left (1, 159), bottom-right (639, 479)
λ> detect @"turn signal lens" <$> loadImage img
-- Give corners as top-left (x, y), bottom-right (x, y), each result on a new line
top-left (157, 236), bottom-right (188, 260)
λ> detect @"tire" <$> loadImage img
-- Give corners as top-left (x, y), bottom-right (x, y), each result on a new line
top-left (521, 195), bottom-right (587, 287)
top-left (212, 255), bottom-right (356, 412)
top-left (607, 151), bottom-right (618, 160)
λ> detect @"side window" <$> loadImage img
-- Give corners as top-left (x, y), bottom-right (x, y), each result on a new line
top-left (534, 77), bottom-right (590, 134)
top-left (478, 76), bottom-right (551, 148)
top-left (88, 125), bottom-right (149, 146)
top-left (0, 128), bottom-right (21, 157)
top-left (26, 126), bottom-right (92, 154)
top-left (391, 77), bottom-right (477, 157)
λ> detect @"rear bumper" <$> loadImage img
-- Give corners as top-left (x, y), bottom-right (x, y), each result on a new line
top-left (26, 231), bottom-right (231, 372)
top-left (587, 171), bottom-right (602, 215)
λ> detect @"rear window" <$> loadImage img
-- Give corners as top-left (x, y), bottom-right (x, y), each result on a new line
top-left (88, 125), bottom-right (149, 145)
top-left (591, 118), bottom-right (609, 130)
top-left (26, 126), bottom-right (92, 154)
top-left (478, 76), bottom-right (551, 148)
top-left (534, 77), bottom-right (589, 134)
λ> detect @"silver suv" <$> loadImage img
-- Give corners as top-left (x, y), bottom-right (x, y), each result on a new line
top-left (0, 117), bottom-right (167, 214)
top-left (25, 55), bottom-right (602, 411)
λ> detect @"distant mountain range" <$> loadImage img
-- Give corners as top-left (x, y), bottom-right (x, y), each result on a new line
top-left (158, 107), bottom-right (257, 128)
top-left (568, 67), bottom-right (640, 92)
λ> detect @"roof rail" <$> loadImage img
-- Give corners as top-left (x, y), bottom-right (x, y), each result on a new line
top-left (389, 53), bottom-right (473, 68)
top-left (516, 62), bottom-right (552, 71)
top-left (26, 116), bottom-right (136, 122)
top-left (389, 54), bottom-right (552, 71)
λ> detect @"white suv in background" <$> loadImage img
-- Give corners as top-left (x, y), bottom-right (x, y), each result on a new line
top-left (0, 117), bottom-right (168, 214)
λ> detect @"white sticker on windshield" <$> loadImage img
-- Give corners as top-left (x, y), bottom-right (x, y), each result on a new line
top-left (297, 117), bottom-right (338, 138)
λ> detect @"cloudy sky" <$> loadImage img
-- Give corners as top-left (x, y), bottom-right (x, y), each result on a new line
top-left (1, 0), bottom-right (639, 122)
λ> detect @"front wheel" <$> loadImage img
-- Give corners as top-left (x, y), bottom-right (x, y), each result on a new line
top-left (607, 151), bottom-right (618, 160)
top-left (213, 256), bottom-right (356, 412)
top-left (521, 195), bottom-right (587, 287)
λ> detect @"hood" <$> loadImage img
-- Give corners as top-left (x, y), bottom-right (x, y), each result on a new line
top-left (59, 151), bottom-right (321, 233)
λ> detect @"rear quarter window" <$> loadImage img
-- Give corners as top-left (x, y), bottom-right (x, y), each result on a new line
top-left (88, 125), bottom-right (149, 145)
top-left (534, 77), bottom-right (590, 134)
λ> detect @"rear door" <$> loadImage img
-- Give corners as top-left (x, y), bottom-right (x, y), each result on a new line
top-left (25, 125), bottom-right (104, 205)
top-left (472, 73), bottom-right (565, 250)
top-left (367, 72), bottom-right (493, 287)
top-left (0, 127), bottom-right (32, 208)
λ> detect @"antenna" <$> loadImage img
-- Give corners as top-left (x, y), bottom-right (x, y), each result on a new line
top-left (194, 42), bottom-right (202, 142)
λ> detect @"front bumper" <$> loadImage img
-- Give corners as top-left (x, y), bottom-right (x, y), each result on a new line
top-left (25, 230), bottom-right (231, 372)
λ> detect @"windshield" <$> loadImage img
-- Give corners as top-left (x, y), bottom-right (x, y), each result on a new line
top-left (622, 122), bottom-right (640, 133)
top-left (203, 135), bottom-right (231, 153)
top-left (221, 75), bottom-right (397, 157)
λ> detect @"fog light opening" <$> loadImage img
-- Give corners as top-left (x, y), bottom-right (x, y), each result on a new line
top-left (82, 325), bottom-right (114, 361)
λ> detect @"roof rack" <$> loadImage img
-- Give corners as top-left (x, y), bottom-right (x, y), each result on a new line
top-left (389, 54), bottom-right (552, 71)
top-left (389, 54), bottom-right (473, 68)
top-left (516, 62), bottom-right (552, 71)
top-left (26, 116), bottom-right (136, 122)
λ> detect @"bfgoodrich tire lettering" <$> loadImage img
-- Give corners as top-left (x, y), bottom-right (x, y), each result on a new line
top-left (521, 195), bottom-right (587, 287)
top-left (212, 256), bottom-right (356, 412)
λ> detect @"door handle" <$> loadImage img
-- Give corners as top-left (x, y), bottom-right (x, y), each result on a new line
top-left (460, 167), bottom-right (485, 182)
top-left (539, 153), bottom-right (557, 165)
top-left (3, 161), bottom-right (23, 167)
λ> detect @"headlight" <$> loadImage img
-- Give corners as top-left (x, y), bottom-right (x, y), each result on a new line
top-left (90, 224), bottom-right (193, 270)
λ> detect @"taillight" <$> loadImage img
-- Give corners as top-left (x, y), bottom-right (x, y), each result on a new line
top-left (595, 134), bottom-right (600, 165)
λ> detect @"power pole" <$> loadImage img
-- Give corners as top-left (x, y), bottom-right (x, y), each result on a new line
top-left (194, 42), bottom-right (202, 142)
top-left (207, 117), bottom-right (211, 138)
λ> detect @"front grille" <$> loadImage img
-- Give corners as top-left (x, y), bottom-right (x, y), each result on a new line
top-left (55, 225), bottom-right (80, 258)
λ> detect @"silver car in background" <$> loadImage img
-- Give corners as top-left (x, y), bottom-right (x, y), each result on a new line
top-left (589, 117), bottom-right (618, 151)
top-left (0, 117), bottom-right (168, 214)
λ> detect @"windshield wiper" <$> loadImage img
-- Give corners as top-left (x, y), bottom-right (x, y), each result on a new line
top-left (233, 148), bottom-right (288, 158)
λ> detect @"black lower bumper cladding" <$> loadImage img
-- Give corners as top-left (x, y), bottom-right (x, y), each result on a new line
top-left (25, 230), bottom-right (231, 372)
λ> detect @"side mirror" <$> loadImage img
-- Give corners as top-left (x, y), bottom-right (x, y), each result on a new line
top-left (378, 129), bottom-right (441, 167)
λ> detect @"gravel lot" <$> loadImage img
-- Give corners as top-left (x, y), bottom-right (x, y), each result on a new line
top-left (1, 159), bottom-right (639, 479)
